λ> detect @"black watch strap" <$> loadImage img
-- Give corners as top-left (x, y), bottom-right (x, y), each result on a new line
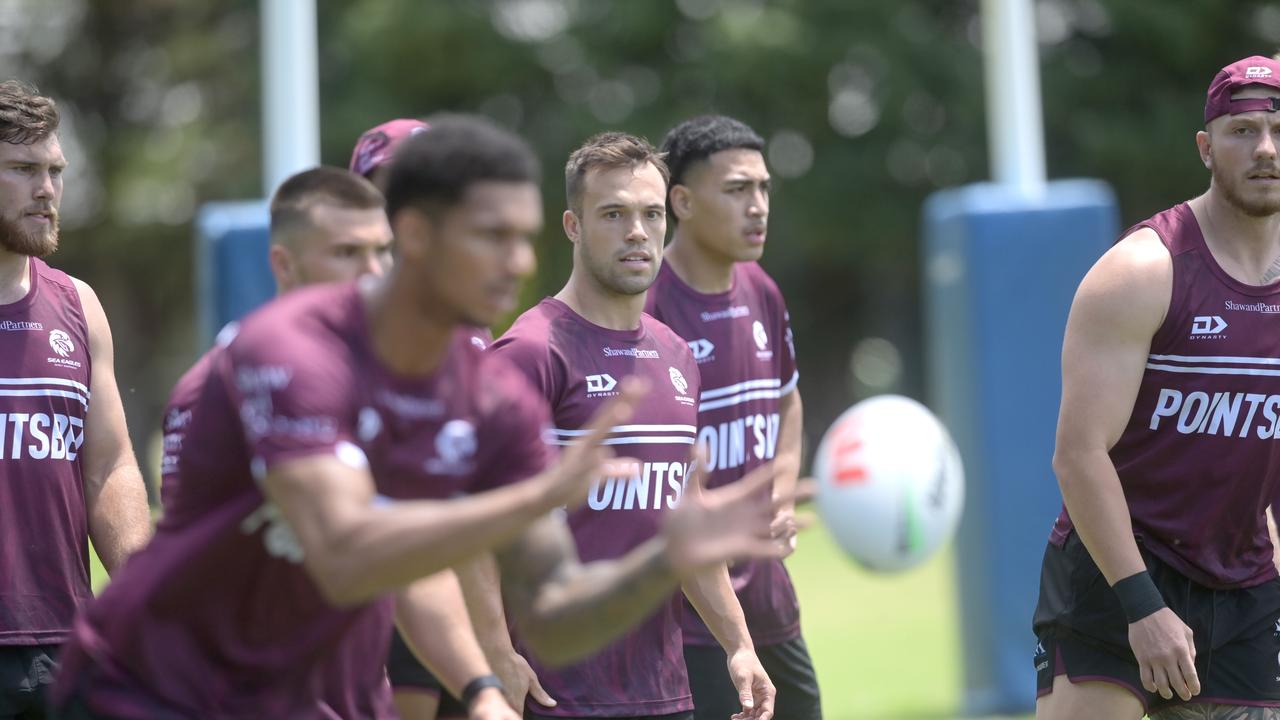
top-left (461, 674), bottom-right (504, 708)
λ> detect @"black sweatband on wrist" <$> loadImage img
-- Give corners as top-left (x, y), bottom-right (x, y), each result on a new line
top-left (1112, 570), bottom-right (1166, 623)
top-left (461, 674), bottom-right (504, 708)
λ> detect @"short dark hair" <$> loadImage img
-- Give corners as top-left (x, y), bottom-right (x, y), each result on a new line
top-left (269, 166), bottom-right (385, 245)
top-left (660, 115), bottom-right (764, 222)
top-left (384, 114), bottom-right (541, 220)
top-left (0, 80), bottom-right (59, 145)
top-left (564, 132), bottom-right (669, 214)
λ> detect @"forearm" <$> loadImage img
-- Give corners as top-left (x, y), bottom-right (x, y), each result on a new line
top-left (1268, 506), bottom-right (1280, 571)
top-left (772, 391), bottom-right (803, 501)
top-left (86, 463), bottom-right (152, 574)
top-left (681, 564), bottom-right (753, 655)
top-left (1054, 448), bottom-right (1146, 584)
top-left (395, 572), bottom-right (492, 698)
top-left (506, 537), bottom-right (680, 666)
top-left (456, 553), bottom-right (516, 657)
top-left (293, 475), bottom-right (554, 607)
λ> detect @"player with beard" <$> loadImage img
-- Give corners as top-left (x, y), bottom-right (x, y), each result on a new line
top-left (350, 119), bottom-right (541, 720)
top-left (0, 80), bottom-right (151, 719)
top-left (647, 116), bottom-right (820, 720)
top-left (1034, 56), bottom-right (1280, 719)
top-left (51, 115), bottom-right (791, 720)
top-left (490, 132), bottom-right (776, 720)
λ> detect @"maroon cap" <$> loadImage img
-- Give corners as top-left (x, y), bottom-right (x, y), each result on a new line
top-left (348, 118), bottom-right (430, 177)
top-left (1205, 56), bottom-right (1280, 124)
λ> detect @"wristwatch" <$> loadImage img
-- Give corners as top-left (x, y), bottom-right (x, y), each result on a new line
top-left (461, 674), bottom-right (505, 709)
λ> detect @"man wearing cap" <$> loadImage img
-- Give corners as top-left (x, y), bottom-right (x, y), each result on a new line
top-left (350, 119), bottom-right (431, 192)
top-left (350, 119), bottom-right (544, 720)
top-left (1032, 55), bottom-right (1280, 719)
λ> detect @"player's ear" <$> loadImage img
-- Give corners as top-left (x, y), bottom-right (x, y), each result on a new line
top-left (670, 184), bottom-right (694, 223)
top-left (391, 206), bottom-right (431, 263)
top-left (1196, 130), bottom-right (1212, 170)
top-left (268, 243), bottom-right (297, 292)
top-left (562, 209), bottom-right (581, 244)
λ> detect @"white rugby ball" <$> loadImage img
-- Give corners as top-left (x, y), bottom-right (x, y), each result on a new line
top-left (813, 395), bottom-right (964, 572)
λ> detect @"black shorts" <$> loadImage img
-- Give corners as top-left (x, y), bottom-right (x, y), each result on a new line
top-left (386, 629), bottom-right (467, 718)
top-left (0, 644), bottom-right (58, 720)
top-left (683, 636), bottom-right (822, 720)
top-left (1032, 531), bottom-right (1280, 714)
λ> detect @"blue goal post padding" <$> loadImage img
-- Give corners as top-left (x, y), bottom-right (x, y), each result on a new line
top-left (922, 180), bottom-right (1119, 715)
top-left (194, 201), bottom-right (273, 349)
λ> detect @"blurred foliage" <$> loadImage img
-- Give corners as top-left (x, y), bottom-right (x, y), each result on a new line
top-left (5, 0), bottom-right (1280, 490)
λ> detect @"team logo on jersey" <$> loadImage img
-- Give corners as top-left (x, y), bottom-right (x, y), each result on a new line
top-left (1247, 66), bottom-right (1274, 79)
top-left (669, 366), bottom-right (689, 395)
top-left (1190, 315), bottom-right (1227, 339)
top-left (752, 321), bottom-right (773, 360)
top-left (46, 328), bottom-right (82, 369)
top-left (668, 366), bottom-right (695, 406)
top-left (49, 329), bottom-right (73, 357)
top-left (426, 419), bottom-right (477, 475)
top-left (688, 338), bottom-right (715, 363)
top-left (586, 373), bottom-right (618, 395)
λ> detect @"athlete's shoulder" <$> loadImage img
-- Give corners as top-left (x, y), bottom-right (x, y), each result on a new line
top-left (1074, 226), bottom-right (1171, 336)
top-left (233, 283), bottom-right (357, 352)
top-left (490, 299), bottom-right (563, 357)
top-left (739, 261), bottom-right (787, 303)
top-left (641, 312), bottom-right (696, 365)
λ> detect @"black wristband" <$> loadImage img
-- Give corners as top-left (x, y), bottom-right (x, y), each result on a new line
top-left (461, 674), bottom-right (504, 708)
top-left (1112, 570), bottom-right (1166, 623)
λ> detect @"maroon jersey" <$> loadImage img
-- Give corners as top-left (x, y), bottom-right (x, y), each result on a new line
top-left (1051, 202), bottom-right (1280, 589)
top-left (0, 257), bottom-right (92, 646)
top-left (645, 262), bottom-right (802, 646)
top-left (56, 283), bottom-right (553, 719)
top-left (490, 298), bottom-right (700, 718)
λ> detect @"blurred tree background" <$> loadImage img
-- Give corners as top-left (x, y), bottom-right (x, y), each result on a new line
top-left (3, 0), bottom-right (1275, 493)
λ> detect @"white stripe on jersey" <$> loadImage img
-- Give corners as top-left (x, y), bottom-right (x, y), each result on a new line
top-left (0, 388), bottom-right (89, 407)
top-left (779, 370), bottom-right (799, 396)
top-left (700, 377), bottom-right (781, 401)
top-left (549, 423), bottom-right (698, 438)
top-left (1146, 363), bottom-right (1280, 377)
top-left (699, 388), bottom-right (786, 412)
top-left (550, 436), bottom-right (697, 447)
top-left (0, 376), bottom-right (91, 396)
top-left (1148, 353), bottom-right (1280, 366)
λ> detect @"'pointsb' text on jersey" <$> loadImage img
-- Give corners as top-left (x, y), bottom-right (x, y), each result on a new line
top-left (1051, 202), bottom-right (1280, 590)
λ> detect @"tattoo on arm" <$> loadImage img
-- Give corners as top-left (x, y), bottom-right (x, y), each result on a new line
top-left (494, 514), bottom-right (677, 664)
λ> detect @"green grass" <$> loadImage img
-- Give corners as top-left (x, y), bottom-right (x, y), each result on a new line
top-left (91, 521), bottom-right (1030, 719)
top-left (789, 521), bottom-right (963, 719)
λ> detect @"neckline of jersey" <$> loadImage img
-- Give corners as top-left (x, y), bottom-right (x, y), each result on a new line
top-left (1183, 202), bottom-right (1280, 297)
top-left (540, 296), bottom-right (647, 343)
top-left (659, 260), bottom-right (740, 303)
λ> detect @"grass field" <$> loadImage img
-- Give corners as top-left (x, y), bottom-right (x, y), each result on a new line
top-left (90, 522), bottom-right (1031, 719)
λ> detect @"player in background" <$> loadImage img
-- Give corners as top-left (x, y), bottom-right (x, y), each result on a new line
top-left (491, 131), bottom-right (776, 720)
top-left (0, 80), bottom-right (151, 719)
top-left (647, 115), bottom-right (820, 720)
top-left (157, 166), bottom-right (514, 719)
top-left (52, 115), bottom-right (791, 720)
top-left (350, 118), bottom-right (545, 719)
top-left (1034, 56), bottom-right (1280, 719)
